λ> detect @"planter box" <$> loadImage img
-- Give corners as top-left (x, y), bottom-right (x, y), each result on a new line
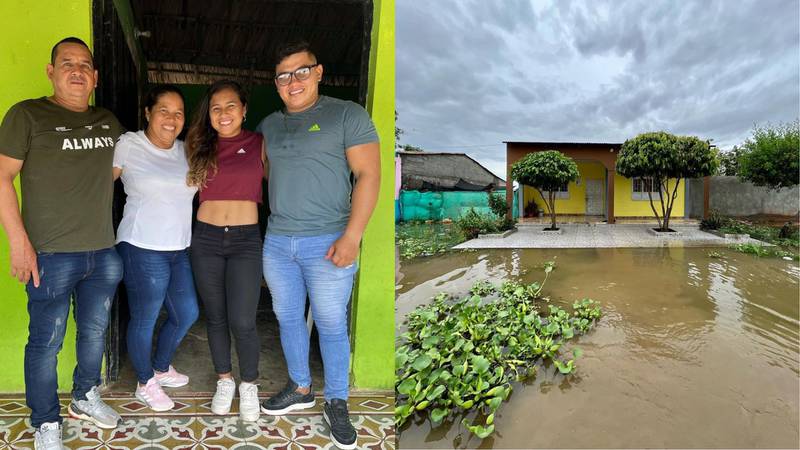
top-left (646, 227), bottom-right (682, 237)
top-left (541, 228), bottom-right (563, 235)
top-left (478, 228), bottom-right (517, 239)
top-left (707, 230), bottom-right (750, 241)
top-left (723, 233), bottom-right (750, 241)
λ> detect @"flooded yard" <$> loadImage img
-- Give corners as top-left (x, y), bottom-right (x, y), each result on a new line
top-left (396, 248), bottom-right (799, 449)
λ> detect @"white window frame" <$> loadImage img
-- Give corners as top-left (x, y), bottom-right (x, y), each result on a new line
top-left (541, 181), bottom-right (569, 200)
top-left (631, 177), bottom-right (661, 201)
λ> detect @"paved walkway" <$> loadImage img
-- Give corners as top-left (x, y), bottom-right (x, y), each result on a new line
top-left (454, 223), bottom-right (766, 249)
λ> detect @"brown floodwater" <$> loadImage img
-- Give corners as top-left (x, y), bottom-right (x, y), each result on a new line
top-left (396, 248), bottom-right (800, 449)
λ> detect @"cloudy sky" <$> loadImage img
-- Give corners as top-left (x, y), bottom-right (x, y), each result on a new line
top-left (396, 0), bottom-right (800, 180)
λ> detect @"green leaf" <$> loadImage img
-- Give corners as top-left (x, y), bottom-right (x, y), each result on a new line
top-left (426, 385), bottom-right (446, 401)
top-left (395, 403), bottom-right (412, 424)
top-left (572, 347), bottom-right (583, 358)
top-left (415, 400), bottom-right (430, 410)
top-left (470, 424), bottom-right (495, 439)
top-left (472, 355), bottom-right (491, 375)
top-left (395, 352), bottom-right (408, 368)
top-left (485, 385), bottom-right (505, 397)
top-left (486, 413), bottom-right (495, 425)
top-left (422, 335), bottom-right (440, 349)
top-left (430, 407), bottom-right (448, 424)
top-left (397, 378), bottom-right (416, 395)
top-left (487, 396), bottom-right (503, 411)
top-left (411, 354), bottom-right (433, 371)
top-left (554, 359), bottom-right (574, 374)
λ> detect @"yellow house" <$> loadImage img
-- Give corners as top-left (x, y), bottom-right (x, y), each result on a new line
top-left (505, 141), bottom-right (710, 223)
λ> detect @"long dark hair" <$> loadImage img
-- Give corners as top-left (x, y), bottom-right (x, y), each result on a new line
top-left (185, 79), bottom-right (248, 188)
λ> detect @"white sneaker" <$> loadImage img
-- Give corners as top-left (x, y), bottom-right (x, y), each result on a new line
top-left (211, 378), bottom-right (236, 415)
top-left (239, 382), bottom-right (260, 421)
top-left (34, 421), bottom-right (66, 450)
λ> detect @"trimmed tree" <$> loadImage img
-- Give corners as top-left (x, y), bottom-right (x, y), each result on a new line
top-left (616, 131), bottom-right (717, 231)
top-left (737, 120), bottom-right (799, 190)
top-left (511, 151), bottom-right (579, 230)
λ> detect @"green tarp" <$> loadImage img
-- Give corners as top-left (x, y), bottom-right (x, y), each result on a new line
top-left (399, 190), bottom-right (518, 221)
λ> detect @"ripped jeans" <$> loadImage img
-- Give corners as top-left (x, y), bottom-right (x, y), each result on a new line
top-left (24, 248), bottom-right (123, 428)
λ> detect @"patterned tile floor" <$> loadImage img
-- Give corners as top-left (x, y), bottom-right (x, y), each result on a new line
top-left (0, 393), bottom-right (395, 449)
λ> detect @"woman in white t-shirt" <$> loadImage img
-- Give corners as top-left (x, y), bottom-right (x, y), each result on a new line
top-left (113, 85), bottom-right (199, 412)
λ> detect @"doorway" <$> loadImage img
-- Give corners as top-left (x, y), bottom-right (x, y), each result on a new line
top-left (93, 0), bottom-right (374, 393)
top-left (585, 178), bottom-right (604, 216)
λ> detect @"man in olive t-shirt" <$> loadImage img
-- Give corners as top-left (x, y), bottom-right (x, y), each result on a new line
top-left (0, 37), bottom-right (124, 449)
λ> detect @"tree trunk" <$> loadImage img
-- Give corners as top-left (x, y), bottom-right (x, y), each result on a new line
top-left (663, 178), bottom-right (681, 232)
top-left (549, 191), bottom-right (557, 229)
top-left (657, 178), bottom-right (668, 231)
top-left (647, 191), bottom-right (663, 230)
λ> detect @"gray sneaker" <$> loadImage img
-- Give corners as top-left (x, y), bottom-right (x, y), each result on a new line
top-left (34, 421), bottom-right (66, 450)
top-left (68, 386), bottom-right (121, 429)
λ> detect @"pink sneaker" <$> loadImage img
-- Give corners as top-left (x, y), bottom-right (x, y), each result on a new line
top-left (136, 378), bottom-right (174, 412)
top-left (153, 366), bottom-right (189, 388)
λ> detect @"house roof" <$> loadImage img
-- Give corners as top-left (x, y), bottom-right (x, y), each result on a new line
top-left (504, 141), bottom-right (622, 147)
top-left (397, 151), bottom-right (506, 190)
top-left (397, 151), bottom-right (505, 183)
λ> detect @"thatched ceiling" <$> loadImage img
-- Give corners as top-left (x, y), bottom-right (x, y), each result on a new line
top-left (132, 0), bottom-right (371, 87)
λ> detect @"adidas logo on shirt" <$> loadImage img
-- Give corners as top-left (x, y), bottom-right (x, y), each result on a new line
top-left (308, 124), bottom-right (321, 132)
top-left (236, 148), bottom-right (246, 154)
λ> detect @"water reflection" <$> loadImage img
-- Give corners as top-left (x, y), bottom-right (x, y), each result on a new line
top-left (397, 248), bottom-right (799, 449)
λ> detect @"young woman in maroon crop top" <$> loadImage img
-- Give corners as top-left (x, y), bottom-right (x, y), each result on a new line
top-left (185, 80), bottom-right (264, 422)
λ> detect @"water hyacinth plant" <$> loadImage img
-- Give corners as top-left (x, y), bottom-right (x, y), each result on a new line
top-left (395, 262), bottom-right (603, 438)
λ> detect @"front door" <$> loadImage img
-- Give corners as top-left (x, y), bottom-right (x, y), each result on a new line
top-left (585, 179), bottom-right (604, 215)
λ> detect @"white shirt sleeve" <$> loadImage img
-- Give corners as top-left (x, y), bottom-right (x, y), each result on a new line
top-left (113, 133), bottom-right (131, 169)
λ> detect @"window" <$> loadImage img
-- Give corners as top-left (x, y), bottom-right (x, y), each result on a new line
top-left (542, 181), bottom-right (569, 199)
top-left (632, 177), bottom-right (661, 200)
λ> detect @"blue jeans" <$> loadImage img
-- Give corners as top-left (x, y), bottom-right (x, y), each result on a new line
top-left (24, 248), bottom-right (123, 428)
top-left (117, 242), bottom-right (199, 384)
top-left (263, 232), bottom-right (357, 401)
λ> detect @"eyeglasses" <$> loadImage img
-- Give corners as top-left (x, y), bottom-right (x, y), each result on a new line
top-left (275, 64), bottom-right (319, 86)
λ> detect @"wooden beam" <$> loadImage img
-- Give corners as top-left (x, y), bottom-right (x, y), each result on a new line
top-left (110, 0), bottom-right (147, 86)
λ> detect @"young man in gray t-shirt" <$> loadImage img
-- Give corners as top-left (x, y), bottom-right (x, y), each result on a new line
top-left (258, 41), bottom-right (380, 450)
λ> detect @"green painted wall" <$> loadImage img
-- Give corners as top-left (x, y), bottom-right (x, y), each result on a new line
top-left (351, 0), bottom-right (394, 390)
top-left (0, 0), bottom-right (93, 392)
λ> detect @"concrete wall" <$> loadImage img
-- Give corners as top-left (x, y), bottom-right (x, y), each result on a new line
top-left (0, 0), bottom-right (92, 392)
top-left (688, 176), bottom-right (800, 217)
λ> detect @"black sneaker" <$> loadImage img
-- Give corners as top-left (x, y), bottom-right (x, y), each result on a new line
top-left (260, 380), bottom-right (315, 415)
top-left (323, 398), bottom-right (357, 450)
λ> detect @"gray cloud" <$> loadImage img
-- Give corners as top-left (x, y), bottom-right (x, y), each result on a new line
top-left (397, 0), bottom-right (800, 179)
